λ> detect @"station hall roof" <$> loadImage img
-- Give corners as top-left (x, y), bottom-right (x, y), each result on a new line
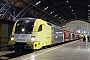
top-left (0, 0), bottom-right (90, 26)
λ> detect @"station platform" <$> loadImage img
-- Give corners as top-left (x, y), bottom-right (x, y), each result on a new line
top-left (9, 39), bottom-right (90, 60)
top-left (6, 39), bottom-right (90, 60)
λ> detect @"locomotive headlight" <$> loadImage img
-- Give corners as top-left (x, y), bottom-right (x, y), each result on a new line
top-left (22, 28), bottom-right (25, 32)
top-left (11, 37), bottom-right (14, 40)
top-left (31, 36), bottom-right (35, 41)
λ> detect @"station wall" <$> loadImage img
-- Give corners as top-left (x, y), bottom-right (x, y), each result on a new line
top-left (0, 19), bottom-right (14, 51)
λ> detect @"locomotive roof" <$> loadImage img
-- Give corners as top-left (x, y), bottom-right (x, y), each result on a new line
top-left (18, 17), bottom-right (36, 22)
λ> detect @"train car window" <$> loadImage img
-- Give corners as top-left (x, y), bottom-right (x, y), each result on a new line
top-left (38, 25), bottom-right (42, 32)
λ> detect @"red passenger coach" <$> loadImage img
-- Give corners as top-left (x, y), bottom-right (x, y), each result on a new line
top-left (64, 30), bottom-right (76, 41)
top-left (64, 30), bottom-right (80, 42)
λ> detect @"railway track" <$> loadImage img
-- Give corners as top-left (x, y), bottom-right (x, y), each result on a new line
top-left (0, 50), bottom-right (33, 60)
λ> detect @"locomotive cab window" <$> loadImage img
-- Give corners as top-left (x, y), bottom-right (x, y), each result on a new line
top-left (25, 22), bottom-right (34, 33)
top-left (38, 25), bottom-right (42, 32)
top-left (15, 21), bottom-right (34, 34)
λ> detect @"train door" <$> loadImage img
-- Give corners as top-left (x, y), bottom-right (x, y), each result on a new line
top-left (37, 24), bottom-right (44, 46)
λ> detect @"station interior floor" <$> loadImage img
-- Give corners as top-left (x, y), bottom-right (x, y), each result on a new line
top-left (1, 39), bottom-right (90, 60)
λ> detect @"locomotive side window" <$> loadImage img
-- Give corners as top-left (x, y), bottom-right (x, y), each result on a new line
top-left (38, 25), bottom-right (42, 32)
top-left (47, 23), bottom-right (52, 26)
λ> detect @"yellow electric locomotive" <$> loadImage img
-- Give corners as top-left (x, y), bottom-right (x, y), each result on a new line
top-left (8, 17), bottom-right (64, 52)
